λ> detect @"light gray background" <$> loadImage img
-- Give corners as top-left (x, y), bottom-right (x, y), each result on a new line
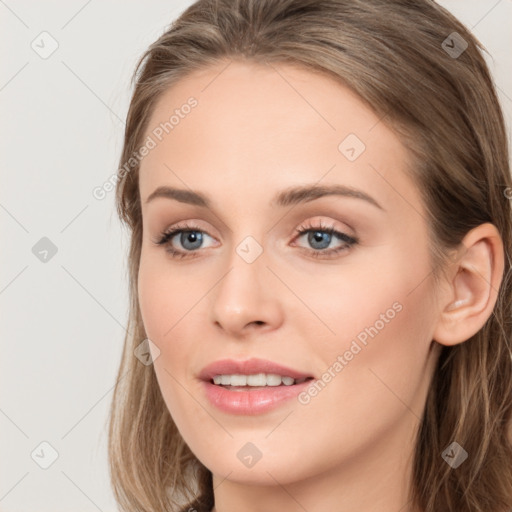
top-left (1, 1), bottom-right (511, 510)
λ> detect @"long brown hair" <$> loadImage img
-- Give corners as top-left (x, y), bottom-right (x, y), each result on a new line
top-left (108, 1), bottom-right (512, 510)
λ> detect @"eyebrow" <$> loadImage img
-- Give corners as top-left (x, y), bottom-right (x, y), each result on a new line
top-left (144, 184), bottom-right (384, 210)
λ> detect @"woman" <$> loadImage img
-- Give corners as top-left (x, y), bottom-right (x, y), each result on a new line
top-left (108, 1), bottom-right (512, 510)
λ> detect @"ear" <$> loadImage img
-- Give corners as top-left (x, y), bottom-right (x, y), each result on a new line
top-left (433, 222), bottom-right (505, 347)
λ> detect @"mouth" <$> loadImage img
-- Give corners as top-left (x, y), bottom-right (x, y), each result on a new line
top-left (199, 358), bottom-right (315, 415)
top-left (210, 373), bottom-right (313, 390)
top-left (199, 357), bottom-right (314, 382)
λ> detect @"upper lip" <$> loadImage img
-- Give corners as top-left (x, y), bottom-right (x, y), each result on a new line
top-left (199, 357), bottom-right (314, 381)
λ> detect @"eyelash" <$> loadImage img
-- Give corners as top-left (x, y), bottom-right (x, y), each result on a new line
top-left (152, 220), bottom-right (358, 260)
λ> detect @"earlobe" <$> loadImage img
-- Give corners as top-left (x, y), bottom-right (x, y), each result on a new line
top-left (433, 223), bottom-right (504, 347)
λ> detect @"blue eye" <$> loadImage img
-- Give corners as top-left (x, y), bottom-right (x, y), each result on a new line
top-left (293, 220), bottom-right (358, 258)
top-left (153, 223), bottom-right (215, 259)
top-left (153, 220), bottom-right (358, 260)
top-left (173, 230), bottom-right (203, 251)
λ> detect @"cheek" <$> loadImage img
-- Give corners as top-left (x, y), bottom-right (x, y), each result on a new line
top-left (137, 249), bottom-right (207, 341)
top-left (137, 252), bottom-right (211, 406)
top-left (302, 255), bottom-right (437, 428)
top-left (292, 244), bottom-right (433, 353)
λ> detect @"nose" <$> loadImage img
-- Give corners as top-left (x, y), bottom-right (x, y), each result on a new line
top-left (210, 243), bottom-right (284, 338)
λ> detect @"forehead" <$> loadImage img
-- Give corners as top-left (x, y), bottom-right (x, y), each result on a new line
top-left (138, 60), bottom-right (419, 215)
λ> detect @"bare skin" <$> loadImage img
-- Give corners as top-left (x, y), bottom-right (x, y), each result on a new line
top-left (137, 60), bottom-right (504, 512)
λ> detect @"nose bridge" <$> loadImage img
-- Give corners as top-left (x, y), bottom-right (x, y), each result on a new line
top-left (221, 213), bottom-right (269, 281)
top-left (210, 230), bottom-right (282, 334)
top-left (215, 232), bottom-right (267, 310)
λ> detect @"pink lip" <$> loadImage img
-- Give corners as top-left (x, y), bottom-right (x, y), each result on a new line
top-left (199, 358), bottom-right (314, 415)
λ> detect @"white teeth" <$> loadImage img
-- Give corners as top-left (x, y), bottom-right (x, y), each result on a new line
top-left (266, 374), bottom-right (282, 386)
top-left (246, 373), bottom-right (266, 386)
top-left (281, 376), bottom-right (295, 386)
top-left (212, 373), bottom-right (301, 386)
top-left (230, 374), bottom-right (247, 386)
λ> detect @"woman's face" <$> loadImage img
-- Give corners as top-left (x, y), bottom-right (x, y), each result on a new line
top-left (137, 60), bottom-right (443, 492)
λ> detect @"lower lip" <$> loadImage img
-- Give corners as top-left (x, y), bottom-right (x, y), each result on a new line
top-left (202, 379), bottom-right (313, 415)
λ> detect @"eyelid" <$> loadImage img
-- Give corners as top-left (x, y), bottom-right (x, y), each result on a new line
top-left (292, 216), bottom-right (355, 237)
